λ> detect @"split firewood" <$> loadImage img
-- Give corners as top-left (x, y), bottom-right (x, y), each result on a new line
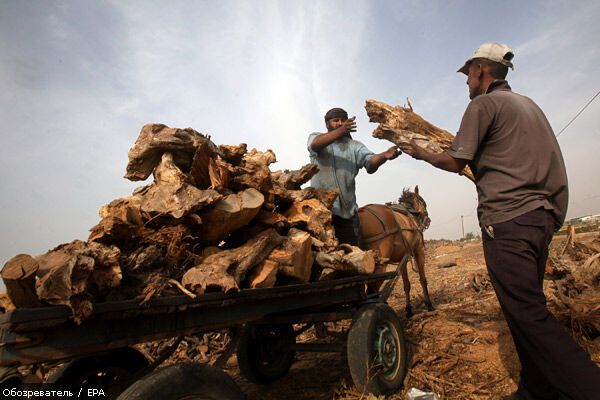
top-left (139, 152), bottom-right (223, 219)
top-left (266, 228), bottom-right (314, 283)
top-left (182, 228), bottom-right (284, 294)
top-left (1, 254), bottom-right (42, 308)
top-left (285, 199), bottom-right (338, 248)
top-left (271, 164), bottom-right (319, 190)
top-left (365, 99), bottom-right (475, 182)
top-left (315, 245), bottom-right (376, 275)
top-left (248, 259), bottom-right (279, 289)
top-left (197, 188), bottom-right (265, 244)
top-left (125, 123), bottom-right (219, 181)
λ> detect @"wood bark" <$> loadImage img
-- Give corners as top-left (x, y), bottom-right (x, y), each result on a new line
top-left (125, 124), bottom-right (217, 181)
top-left (1, 254), bottom-right (42, 308)
top-left (182, 228), bottom-right (284, 294)
top-left (365, 99), bottom-right (475, 182)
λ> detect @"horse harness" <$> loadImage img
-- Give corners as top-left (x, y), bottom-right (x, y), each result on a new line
top-left (361, 204), bottom-right (424, 256)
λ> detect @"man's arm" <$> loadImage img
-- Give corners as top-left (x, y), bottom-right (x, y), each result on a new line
top-left (366, 146), bottom-right (402, 173)
top-left (400, 140), bottom-right (468, 173)
top-left (310, 117), bottom-right (356, 152)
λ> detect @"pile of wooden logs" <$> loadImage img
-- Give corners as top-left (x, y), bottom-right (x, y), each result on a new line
top-left (1, 124), bottom-right (380, 322)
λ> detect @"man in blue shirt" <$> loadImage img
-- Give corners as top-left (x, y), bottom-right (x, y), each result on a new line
top-left (308, 107), bottom-right (401, 245)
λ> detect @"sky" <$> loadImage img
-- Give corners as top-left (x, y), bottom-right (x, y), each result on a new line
top-left (1, 0), bottom-right (599, 268)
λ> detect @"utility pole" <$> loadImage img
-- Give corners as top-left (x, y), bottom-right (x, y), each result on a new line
top-left (461, 215), bottom-right (465, 239)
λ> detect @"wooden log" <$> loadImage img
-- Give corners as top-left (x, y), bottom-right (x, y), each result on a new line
top-left (197, 188), bottom-right (264, 244)
top-left (140, 152), bottom-right (223, 219)
top-left (1, 254), bottom-right (42, 308)
top-left (365, 99), bottom-right (475, 181)
top-left (0, 292), bottom-right (15, 313)
top-left (208, 157), bottom-right (234, 192)
top-left (189, 141), bottom-right (214, 189)
top-left (271, 164), bottom-right (320, 190)
top-left (219, 143), bottom-right (247, 166)
top-left (248, 259), bottom-right (279, 288)
top-left (267, 228), bottom-right (314, 283)
top-left (182, 229), bottom-right (284, 294)
top-left (125, 124), bottom-right (217, 181)
top-left (230, 149), bottom-right (276, 194)
top-left (285, 199), bottom-right (338, 247)
top-left (315, 245), bottom-right (376, 275)
top-left (271, 187), bottom-right (339, 211)
top-left (35, 241), bottom-right (122, 321)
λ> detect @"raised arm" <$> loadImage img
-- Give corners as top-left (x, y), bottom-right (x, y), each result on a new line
top-left (310, 117), bottom-right (357, 152)
top-left (366, 146), bottom-right (402, 173)
top-left (400, 140), bottom-right (468, 173)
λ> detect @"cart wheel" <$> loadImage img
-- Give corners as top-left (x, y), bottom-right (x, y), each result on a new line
top-left (347, 303), bottom-right (408, 396)
top-left (47, 347), bottom-right (149, 398)
top-left (116, 363), bottom-right (244, 400)
top-left (237, 323), bottom-right (295, 384)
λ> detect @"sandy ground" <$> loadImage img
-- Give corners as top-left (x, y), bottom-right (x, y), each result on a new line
top-left (225, 231), bottom-right (600, 400)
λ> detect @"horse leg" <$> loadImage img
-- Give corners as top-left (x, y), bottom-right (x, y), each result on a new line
top-left (400, 258), bottom-right (413, 318)
top-left (416, 243), bottom-right (435, 311)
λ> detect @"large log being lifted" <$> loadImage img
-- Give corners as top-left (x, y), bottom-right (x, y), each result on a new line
top-left (365, 99), bottom-right (475, 182)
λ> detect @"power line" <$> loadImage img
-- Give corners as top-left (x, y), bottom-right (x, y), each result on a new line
top-left (556, 89), bottom-right (600, 137)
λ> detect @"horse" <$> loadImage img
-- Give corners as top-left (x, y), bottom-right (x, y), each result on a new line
top-left (358, 186), bottom-right (434, 318)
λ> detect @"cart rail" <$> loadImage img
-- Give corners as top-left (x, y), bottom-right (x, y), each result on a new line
top-left (0, 272), bottom-right (395, 367)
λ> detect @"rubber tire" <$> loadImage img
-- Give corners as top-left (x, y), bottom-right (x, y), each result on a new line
top-left (116, 363), bottom-right (244, 400)
top-left (47, 347), bottom-right (149, 398)
top-left (236, 324), bottom-right (295, 384)
top-left (347, 303), bottom-right (408, 396)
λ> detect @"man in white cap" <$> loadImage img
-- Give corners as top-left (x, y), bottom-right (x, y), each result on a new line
top-left (308, 107), bottom-right (400, 246)
top-left (400, 43), bottom-right (600, 399)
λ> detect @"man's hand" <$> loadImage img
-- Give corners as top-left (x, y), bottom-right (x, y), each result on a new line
top-left (398, 140), bottom-right (426, 160)
top-left (383, 146), bottom-right (402, 160)
top-left (338, 116), bottom-right (357, 135)
top-left (399, 139), bottom-right (468, 173)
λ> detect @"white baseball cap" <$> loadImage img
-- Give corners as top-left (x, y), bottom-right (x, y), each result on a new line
top-left (458, 42), bottom-right (514, 75)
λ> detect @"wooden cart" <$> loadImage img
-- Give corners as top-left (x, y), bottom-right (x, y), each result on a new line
top-left (0, 257), bottom-right (409, 399)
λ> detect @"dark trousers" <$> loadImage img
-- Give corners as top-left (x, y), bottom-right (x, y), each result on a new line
top-left (482, 208), bottom-right (600, 400)
top-left (332, 214), bottom-right (360, 246)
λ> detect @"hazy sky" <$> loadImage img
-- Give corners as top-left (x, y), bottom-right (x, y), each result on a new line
top-left (1, 0), bottom-right (599, 267)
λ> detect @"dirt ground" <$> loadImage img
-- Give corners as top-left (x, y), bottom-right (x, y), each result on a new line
top-left (222, 230), bottom-right (600, 400)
